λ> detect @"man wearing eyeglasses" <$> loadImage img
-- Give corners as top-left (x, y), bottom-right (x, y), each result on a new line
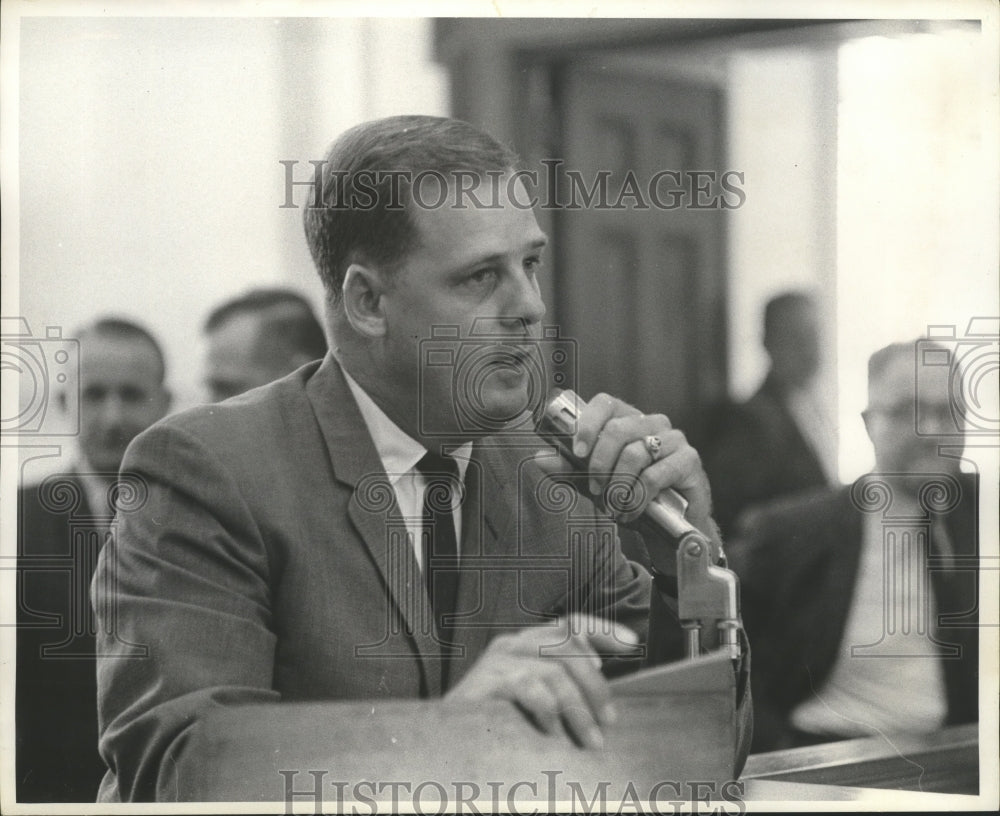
top-left (730, 339), bottom-right (979, 754)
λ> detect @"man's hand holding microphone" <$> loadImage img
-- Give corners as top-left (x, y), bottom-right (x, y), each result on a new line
top-left (446, 390), bottom-right (719, 748)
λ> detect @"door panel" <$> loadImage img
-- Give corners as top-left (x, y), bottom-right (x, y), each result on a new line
top-left (555, 66), bottom-right (728, 436)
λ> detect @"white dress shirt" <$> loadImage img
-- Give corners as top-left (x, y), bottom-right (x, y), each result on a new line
top-left (75, 459), bottom-right (115, 521)
top-left (790, 497), bottom-right (947, 737)
top-left (341, 366), bottom-right (471, 570)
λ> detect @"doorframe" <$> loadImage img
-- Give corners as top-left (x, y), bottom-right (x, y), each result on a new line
top-left (432, 17), bottom-right (931, 145)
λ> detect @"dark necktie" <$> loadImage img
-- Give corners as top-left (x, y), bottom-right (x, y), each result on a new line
top-left (416, 452), bottom-right (462, 637)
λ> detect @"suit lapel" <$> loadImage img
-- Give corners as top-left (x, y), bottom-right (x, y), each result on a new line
top-left (305, 356), bottom-right (443, 697)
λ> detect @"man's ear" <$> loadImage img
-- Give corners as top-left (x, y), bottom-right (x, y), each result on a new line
top-left (342, 263), bottom-right (388, 338)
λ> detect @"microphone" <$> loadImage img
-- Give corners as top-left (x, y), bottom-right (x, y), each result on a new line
top-left (536, 388), bottom-right (699, 541)
top-left (536, 388), bottom-right (740, 659)
top-left (537, 389), bottom-right (742, 660)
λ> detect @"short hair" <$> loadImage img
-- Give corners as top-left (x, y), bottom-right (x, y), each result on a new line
top-left (303, 115), bottom-right (521, 303)
top-left (868, 341), bottom-right (917, 385)
top-left (77, 317), bottom-right (167, 384)
top-left (867, 339), bottom-right (957, 384)
top-left (204, 287), bottom-right (327, 361)
top-left (763, 291), bottom-right (815, 343)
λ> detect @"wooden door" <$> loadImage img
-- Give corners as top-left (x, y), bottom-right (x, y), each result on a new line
top-left (552, 65), bottom-right (729, 437)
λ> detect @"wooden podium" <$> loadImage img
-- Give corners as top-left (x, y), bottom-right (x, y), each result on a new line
top-left (162, 652), bottom-right (740, 804)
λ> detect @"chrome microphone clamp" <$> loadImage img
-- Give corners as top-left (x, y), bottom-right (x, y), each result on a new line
top-left (538, 388), bottom-right (742, 660)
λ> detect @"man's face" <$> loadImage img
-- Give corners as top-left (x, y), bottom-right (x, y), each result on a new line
top-left (77, 335), bottom-right (170, 473)
top-left (376, 174), bottom-right (548, 439)
top-left (864, 352), bottom-right (959, 476)
top-left (204, 313), bottom-right (279, 402)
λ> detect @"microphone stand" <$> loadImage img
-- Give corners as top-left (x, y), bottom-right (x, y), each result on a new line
top-left (538, 389), bottom-right (743, 662)
top-left (631, 514), bottom-right (742, 661)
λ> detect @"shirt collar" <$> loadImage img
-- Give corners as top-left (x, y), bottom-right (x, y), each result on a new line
top-left (339, 362), bottom-right (472, 485)
top-left (74, 459), bottom-right (115, 517)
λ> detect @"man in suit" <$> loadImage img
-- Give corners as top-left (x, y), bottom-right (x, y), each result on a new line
top-left (17, 318), bottom-right (170, 801)
top-left (202, 287), bottom-right (327, 402)
top-left (702, 292), bottom-right (836, 537)
top-left (92, 115), bottom-right (750, 802)
top-left (731, 340), bottom-right (979, 753)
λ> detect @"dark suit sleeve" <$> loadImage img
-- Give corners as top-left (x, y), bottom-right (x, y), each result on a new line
top-left (727, 509), bottom-right (799, 753)
top-left (93, 422), bottom-right (281, 802)
top-left (727, 511), bottom-right (779, 628)
top-left (586, 530), bottom-right (655, 642)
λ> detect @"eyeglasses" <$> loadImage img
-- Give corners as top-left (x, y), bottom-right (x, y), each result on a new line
top-left (862, 402), bottom-right (957, 425)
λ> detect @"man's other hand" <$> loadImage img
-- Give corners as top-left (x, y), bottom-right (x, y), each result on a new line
top-left (446, 614), bottom-right (639, 749)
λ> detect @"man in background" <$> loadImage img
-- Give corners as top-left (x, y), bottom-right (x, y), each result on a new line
top-left (17, 317), bottom-right (171, 801)
top-left (731, 339), bottom-right (978, 753)
top-left (702, 291), bottom-right (836, 537)
top-left (202, 287), bottom-right (327, 402)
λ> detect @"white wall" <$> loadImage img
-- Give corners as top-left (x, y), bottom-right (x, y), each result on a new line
top-left (726, 44), bottom-right (839, 408)
top-left (836, 27), bottom-right (997, 480)
top-left (14, 16), bottom-right (448, 422)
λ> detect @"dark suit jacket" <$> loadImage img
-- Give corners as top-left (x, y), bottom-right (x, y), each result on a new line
top-left (702, 374), bottom-right (829, 538)
top-left (730, 476), bottom-right (980, 752)
top-left (93, 355), bottom-right (751, 801)
top-left (17, 475), bottom-right (109, 802)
